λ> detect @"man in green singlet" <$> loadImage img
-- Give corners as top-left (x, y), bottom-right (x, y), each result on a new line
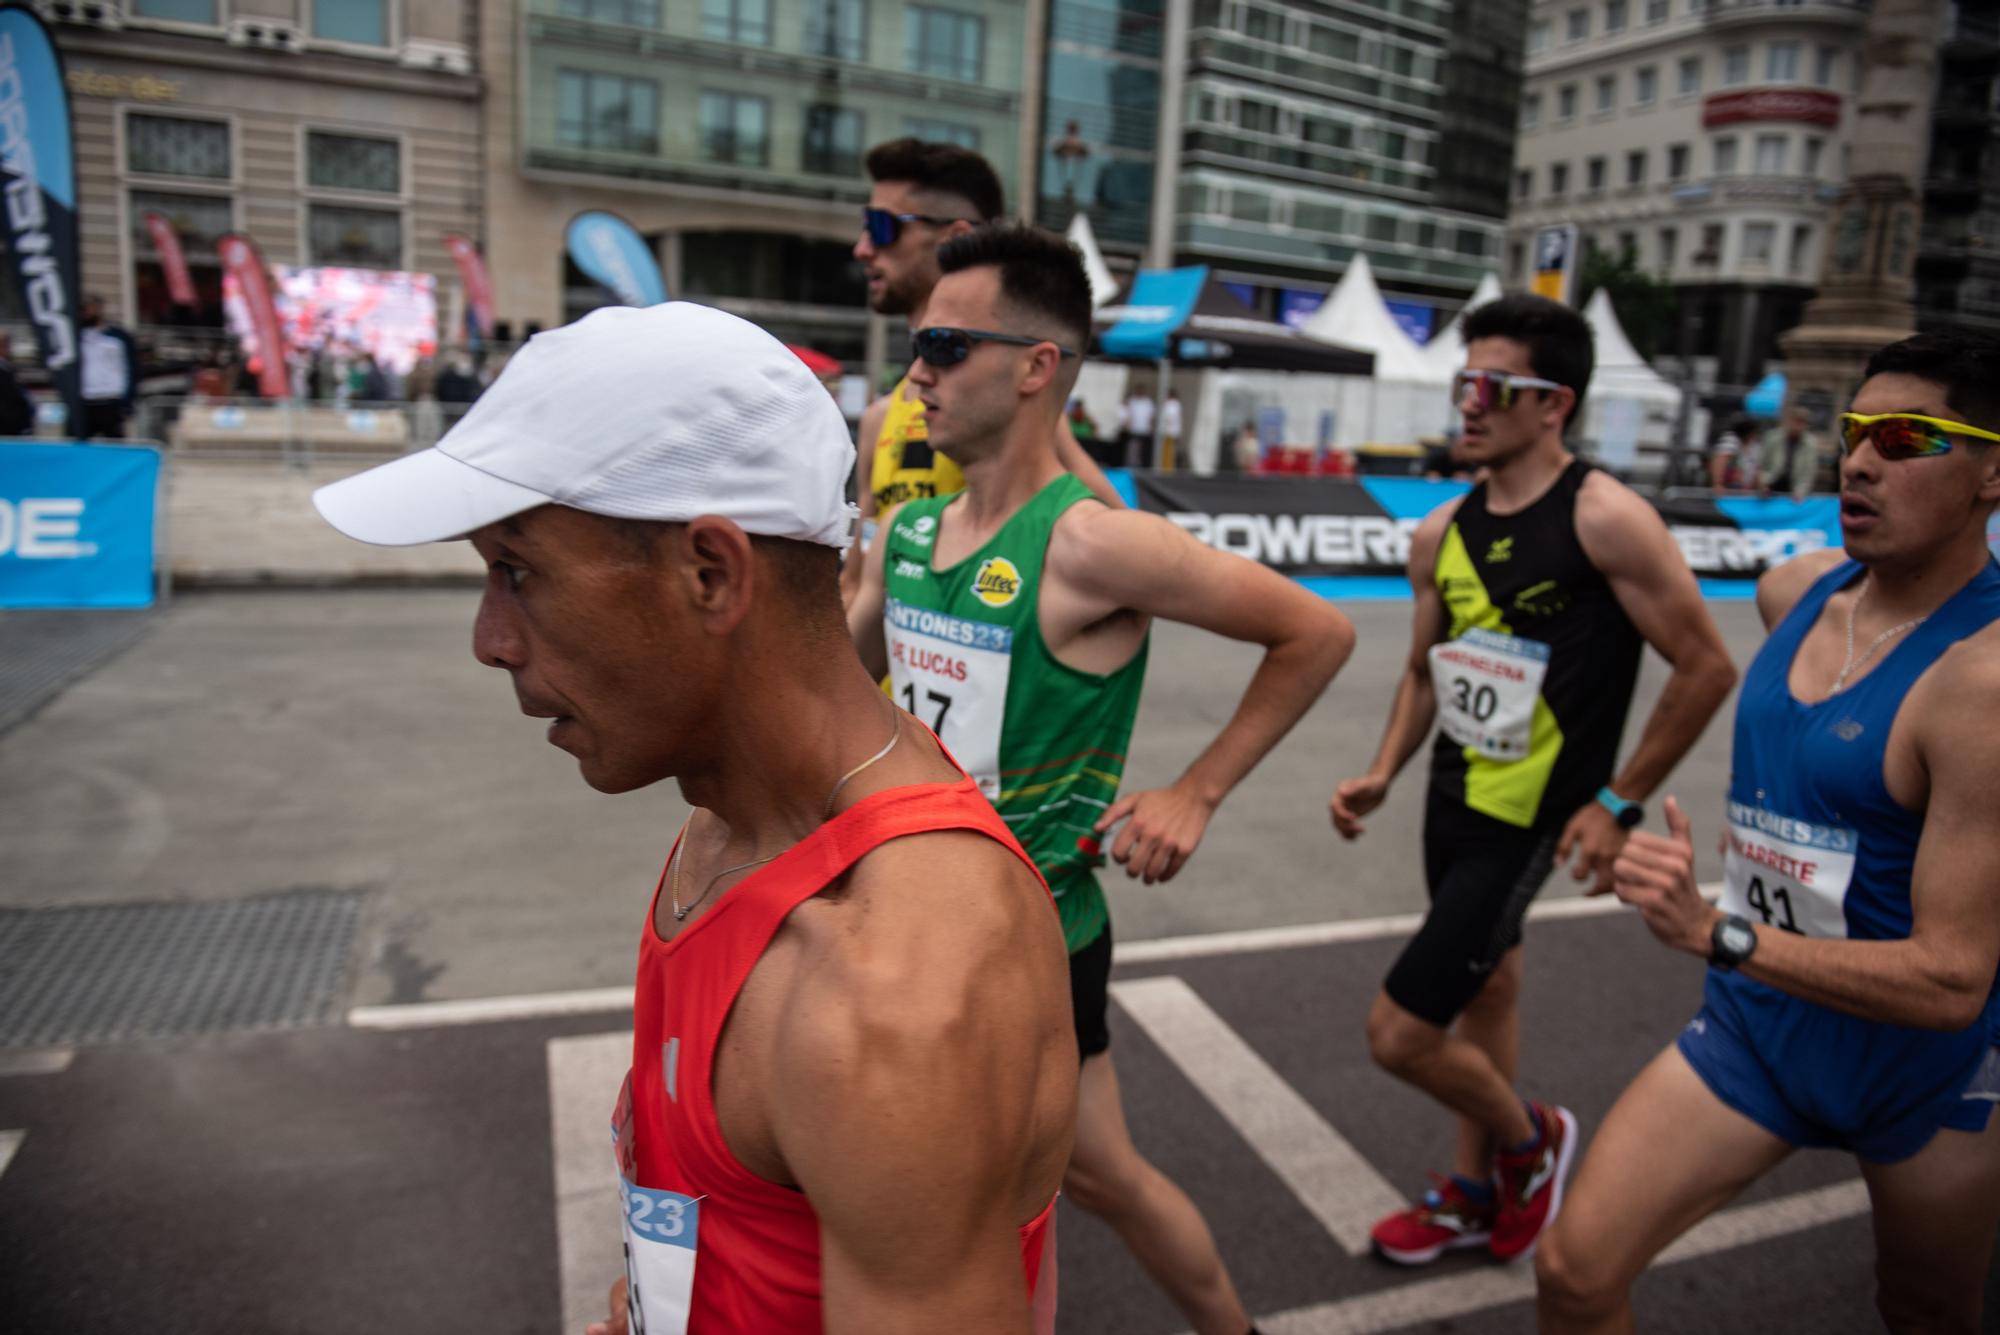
top-left (847, 224), bottom-right (1355, 1335)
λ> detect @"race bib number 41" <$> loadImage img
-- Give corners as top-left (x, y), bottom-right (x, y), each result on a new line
top-left (1429, 627), bottom-right (1550, 762)
top-left (885, 597), bottom-right (1013, 799)
top-left (1719, 802), bottom-right (1858, 939)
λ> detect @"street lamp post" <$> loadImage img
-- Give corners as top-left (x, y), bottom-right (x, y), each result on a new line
top-left (1052, 119), bottom-right (1090, 210)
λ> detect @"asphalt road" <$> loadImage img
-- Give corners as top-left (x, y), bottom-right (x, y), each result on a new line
top-left (5, 588), bottom-right (1987, 1333)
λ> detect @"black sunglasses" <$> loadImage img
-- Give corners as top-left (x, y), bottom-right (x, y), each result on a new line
top-left (862, 207), bottom-right (968, 248)
top-left (911, 326), bottom-right (1080, 368)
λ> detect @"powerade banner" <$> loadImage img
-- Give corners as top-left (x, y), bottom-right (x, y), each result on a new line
top-left (443, 232), bottom-right (495, 338)
top-left (565, 210), bottom-right (665, 308)
top-left (217, 232), bottom-right (289, 398)
top-left (1128, 474), bottom-right (1841, 593)
top-left (0, 441), bottom-right (160, 608)
top-left (0, 8), bottom-right (81, 433)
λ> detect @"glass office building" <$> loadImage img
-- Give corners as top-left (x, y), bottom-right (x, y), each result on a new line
top-left (1035, 0), bottom-right (1164, 253)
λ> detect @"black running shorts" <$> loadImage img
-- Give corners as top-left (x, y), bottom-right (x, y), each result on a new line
top-left (1070, 921), bottom-right (1114, 1060)
top-left (1383, 789), bottom-right (1559, 1027)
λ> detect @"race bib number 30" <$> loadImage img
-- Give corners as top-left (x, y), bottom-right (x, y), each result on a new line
top-left (885, 597), bottom-right (1012, 799)
top-left (1719, 802), bottom-right (1857, 939)
top-left (1429, 627), bottom-right (1550, 762)
top-left (620, 1175), bottom-right (701, 1335)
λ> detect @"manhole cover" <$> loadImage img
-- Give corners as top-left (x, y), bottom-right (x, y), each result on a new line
top-left (0, 608), bottom-right (156, 737)
top-left (0, 888), bottom-right (363, 1047)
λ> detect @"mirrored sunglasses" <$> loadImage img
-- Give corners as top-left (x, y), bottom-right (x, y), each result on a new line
top-left (1452, 369), bottom-right (1563, 412)
top-left (1838, 412), bottom-right (2000, 462)
top-left (862, 207), bottom-right (967, 248)
top-left (911, 326), bottom-right (1079, 368)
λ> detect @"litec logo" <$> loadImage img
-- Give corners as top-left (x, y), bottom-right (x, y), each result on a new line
top-left (971, 556), bottom-right (1022, 607)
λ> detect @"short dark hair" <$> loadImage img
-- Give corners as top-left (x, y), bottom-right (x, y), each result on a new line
top-left (1461, 294), bottom-right (1596, 429)
top-left (1863, 329), bottom-right (2000, 434)
top-left (604, 519), bottom-right (842, 627)
top-left (864, 138), bottom-right (1005, 223)
top-left (935, 223), bottom-right (1092, 353)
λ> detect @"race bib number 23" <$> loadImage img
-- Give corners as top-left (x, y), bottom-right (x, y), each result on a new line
top-left (620, 1175), bottom-right (701, 1335)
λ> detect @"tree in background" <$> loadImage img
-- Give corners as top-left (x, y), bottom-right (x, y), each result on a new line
top-left (1577, 244), bottom-right (1676, 362)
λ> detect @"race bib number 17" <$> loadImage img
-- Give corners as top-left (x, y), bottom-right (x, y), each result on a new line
top-left (885, 597), bottom-right (1013, 799)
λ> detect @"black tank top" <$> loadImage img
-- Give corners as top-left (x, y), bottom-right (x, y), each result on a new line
top-left (1429, 460), bottom-right (1644, 830)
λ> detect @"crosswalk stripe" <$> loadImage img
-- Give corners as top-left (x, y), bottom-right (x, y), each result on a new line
top-left (1110, 974), bottom-right (1407, 1256)
top-left (547, 1032), bottom-right (630, 1335)
top-left (1249, 1180), bottom-right (1869, 1334)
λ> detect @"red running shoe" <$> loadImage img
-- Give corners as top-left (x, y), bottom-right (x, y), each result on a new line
top-left (1490, 1102), bottom-right (1578, 1262)
top-left (1370, 1174), bottom-right (1497, 1266)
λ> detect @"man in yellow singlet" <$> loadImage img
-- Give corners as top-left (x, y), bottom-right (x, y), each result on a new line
top-left (841, 139), bottom-right (1119, 606)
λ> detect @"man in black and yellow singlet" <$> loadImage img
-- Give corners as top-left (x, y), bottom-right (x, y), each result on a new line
top-left (840, 139), bottom-right (1119, 608)
top-left (850, 225), bottom-right (1354, 1335)
top-left (1328, 295), bottom-right (1737, 1269)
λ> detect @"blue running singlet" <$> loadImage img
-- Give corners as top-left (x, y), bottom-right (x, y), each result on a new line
top-left (1679, 557), bottom-right (2000, 1163)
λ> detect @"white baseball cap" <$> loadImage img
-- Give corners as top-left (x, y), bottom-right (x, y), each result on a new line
top-left (312, 302), bottom-right (858, 549)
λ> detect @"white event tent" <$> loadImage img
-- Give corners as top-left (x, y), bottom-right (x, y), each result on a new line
top-left (1065, 212), bottom-right (1121, 312)
top-left (1419, 272), bottom-right (1503, 381)
top-left (1579, 287), bottom-right (1682, 457)
top-left (1296, 254), bottom-right (1453, 447)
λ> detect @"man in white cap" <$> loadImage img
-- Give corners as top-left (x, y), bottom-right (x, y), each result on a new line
top-left (314, 303), bottom-right (1076, 1334)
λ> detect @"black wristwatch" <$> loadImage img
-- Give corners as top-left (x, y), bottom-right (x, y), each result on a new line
top-left (1596, 786), bottom-right (1645, 830)
top-left (1709, 914), bottom-right (1758, 971)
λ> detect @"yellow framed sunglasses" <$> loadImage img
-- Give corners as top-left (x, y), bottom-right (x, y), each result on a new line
top-left (1838, 412), bottom-right (2000, 461)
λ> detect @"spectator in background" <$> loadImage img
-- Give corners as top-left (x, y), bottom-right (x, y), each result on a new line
top-left (0, 332), bottom-right (33, 436)
top-left (405, 354), bottom-right (443, 449)
top-left (1121, 387), bottom-right (1156, 469)
top-left (1758, 406), bottom-right (1819, 500)
top-left (357, 354), bottom-right (389, 404)
top-left (1159, 390), bottom-right (1183, 472)
top-left (1708, 416), bottom-right (1759, 491)
top-left (1067, 396), bottom-right (1098, 445)
top-left (78, 293), bottom-right (137, 438)
top-left (434, 352), bottom-right (481, 406)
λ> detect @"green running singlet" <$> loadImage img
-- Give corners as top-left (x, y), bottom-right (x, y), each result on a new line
top-left (881, 474), bottom-right (1148, 953)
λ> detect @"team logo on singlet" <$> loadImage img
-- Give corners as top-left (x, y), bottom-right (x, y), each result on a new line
top-left (972, 556), bottom-right (1023, 607)
top-left (1485, 536), bottom-right (1514, 564)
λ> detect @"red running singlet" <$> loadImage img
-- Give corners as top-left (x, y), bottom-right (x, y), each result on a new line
top-left (612, 774), bottom-right (1061, 1333)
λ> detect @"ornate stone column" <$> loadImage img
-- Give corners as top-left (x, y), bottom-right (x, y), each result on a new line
top-left (1778, 0), bottom-right (1950, 418)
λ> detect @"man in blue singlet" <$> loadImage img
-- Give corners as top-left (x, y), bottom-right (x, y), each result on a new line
top-left (1537, 329), bottom-right (2000, 1335)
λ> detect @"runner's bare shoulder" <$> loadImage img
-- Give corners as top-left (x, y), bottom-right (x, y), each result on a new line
top-left (1755, 547), bottom-right (1847, 631)
top-left (1407, 493), bottom-right (1465, 578)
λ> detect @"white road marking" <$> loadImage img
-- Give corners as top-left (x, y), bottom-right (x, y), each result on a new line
top-left (1249, 1179), bottom-right (1869, 1334)
top-left (0, 1047), bottom-right (74, 1076)
top-left (349, 986), bottom-right (633, 1029)
top-left (345, 888), bottom-right (1723, 1031)
top-left (1116, 884), bottom-right (1724, 966)
top-left (1110, 975), bottom-right (1406, 1255)
top-left (0, 1130), bottom-right (23, 1182)
top-left (548, 1031), bottom-right (631, 1335)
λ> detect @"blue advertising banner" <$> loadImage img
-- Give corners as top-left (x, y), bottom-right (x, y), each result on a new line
top-left (564, 210), bottom-right (666, 308)
top-left (0, 8), bottom-right (81, 431)
top-left (1099, 266), bottom-right (1207, 360)
top-left (0, 442), bottom-right (161, 608)
top-left (1111, 471), bottom-right (1843, 600)
top-left (1384, 298), bottom-right (1435, 345)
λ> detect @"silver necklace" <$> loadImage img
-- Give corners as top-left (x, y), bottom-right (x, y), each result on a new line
top-left (670, 708), bottom-right (903, 922)
top-left (1830, 578), bottom-right (1926, 696)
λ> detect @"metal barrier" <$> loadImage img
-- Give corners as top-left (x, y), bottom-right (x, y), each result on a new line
top-left (133, 395), bottom-right (475, 467)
